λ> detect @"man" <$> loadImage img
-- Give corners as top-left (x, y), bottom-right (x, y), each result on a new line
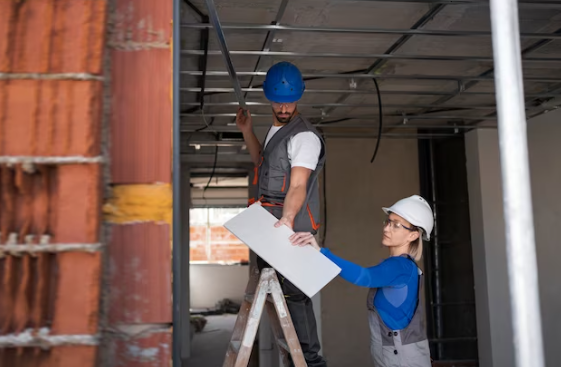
top-left (236, 61), bottom-right (327, 367)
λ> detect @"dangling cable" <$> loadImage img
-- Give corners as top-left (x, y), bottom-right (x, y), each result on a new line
top-left (202, 145), bottom-right (219, 199)
top-left (370, 78), bottom-right (383, 164)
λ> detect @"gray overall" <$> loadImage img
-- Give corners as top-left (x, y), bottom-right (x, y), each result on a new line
top-left (366, 258), bottom-right (432, 367)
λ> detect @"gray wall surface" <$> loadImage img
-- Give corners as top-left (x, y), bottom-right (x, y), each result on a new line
top-left (465, 108), bottom-right (561, 367)
top-left (190, 264), bottom-right (249, 309)
top-left (320, 138), bottom-right (420, 367)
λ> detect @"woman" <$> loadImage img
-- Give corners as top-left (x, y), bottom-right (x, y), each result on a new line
top-left (290, 195), bottom-right (434, 367)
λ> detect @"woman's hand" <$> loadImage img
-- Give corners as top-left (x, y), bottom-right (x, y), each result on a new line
top-left (289, 232), bottom-right (320, 251)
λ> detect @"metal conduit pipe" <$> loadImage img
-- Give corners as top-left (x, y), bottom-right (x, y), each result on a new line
top-left (489, 0), bottom-right (545, 366)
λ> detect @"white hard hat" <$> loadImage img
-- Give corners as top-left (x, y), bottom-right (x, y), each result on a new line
top-left (382, 195), bottom-right (434, 241)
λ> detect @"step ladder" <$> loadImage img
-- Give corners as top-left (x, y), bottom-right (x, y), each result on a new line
top-left (223, 267), bottom-right (307, 367)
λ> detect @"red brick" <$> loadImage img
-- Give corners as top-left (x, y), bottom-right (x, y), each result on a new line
top-left (112, 330), bottom-right (171, 367)
top-left (53, 165), bottom-right (101, 243)
top-left (0, 1), bottom-right (16, 72)
top-left (110, 49), bottom-right (171, 184)
top-left (10, 0), bottom-right (55, 73)
top-left (49, 346), bottom-right (98, 367)
top-left (2, 80), bottom-right (36, 155)
top-left (108, 223), bottom-right (172, 324)
top-left (190, 226), bottom-right (207, 243)
top-left (51, 252), bottom-right (101, 334)
top-left (88, 0), bottom-right (108, 75)
top-left (0, 346), bottom-right (97, 367)
top-left (112, 0), bottom-right (172, 45)
top-left (210, 225), bottom-right (244, 243)
top-left (190, 247), bottom-right (208, 262)
top-left (110, 50), bottom-right (172, 184)
top-left (3, 80), bottom-right (102, 156)
top-left (1, 0), bottom-right (107, 73)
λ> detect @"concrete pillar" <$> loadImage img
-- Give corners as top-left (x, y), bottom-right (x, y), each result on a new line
top-left (465, 130), bottom-right (514, 367)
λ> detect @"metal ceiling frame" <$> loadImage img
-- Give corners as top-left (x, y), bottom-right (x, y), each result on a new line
top-left (181, 101), bottom-right (501, 109)
top-left (181, 22), bottom-right (561, 39)
top-left (181, 87), bottom-right (561, 98)
top-left (337, 0), bottom-right (561, 6)
top-left (242, 0), bottom-right (289, 95)
top-left (204, 0), bottom-right (247, 109)
top-left (181, 113), bottom-right (498, 120)
top-left (181, 70), bottom-right (561, 83)
top-left (182, 49), bottom-right (561, 63)
top-left (406, 26), bottom-right (561, 132)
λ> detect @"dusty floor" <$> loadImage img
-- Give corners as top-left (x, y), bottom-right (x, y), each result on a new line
top-left (188, 314), bottom-right (237, 367)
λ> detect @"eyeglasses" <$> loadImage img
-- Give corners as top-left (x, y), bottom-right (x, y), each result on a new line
top-left (271, 102), bottom-right (295, 108)
top-left (383, 218), bottom-right (416, 232)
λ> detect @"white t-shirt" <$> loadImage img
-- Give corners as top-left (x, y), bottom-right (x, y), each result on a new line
top-left (264, 126), bottom-right (322, 171)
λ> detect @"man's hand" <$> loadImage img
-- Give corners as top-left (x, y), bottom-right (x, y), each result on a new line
top-left (274, 216), bottom-right (294, 229)
top-left (289, 232), bottom-right (320, 251)
top-left (236, 108), bottom-right (252, 134)
top-left (236, 108), bottom-right (262, 166)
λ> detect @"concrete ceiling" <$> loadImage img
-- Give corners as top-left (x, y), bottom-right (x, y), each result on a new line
top-left (179, 0), bottom-right (561, 167)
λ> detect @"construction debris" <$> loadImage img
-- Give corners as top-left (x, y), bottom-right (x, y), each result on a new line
top-left (216, 298), bottom-right (241, 314)
top-left (190, 316), bottom-right (208, 333)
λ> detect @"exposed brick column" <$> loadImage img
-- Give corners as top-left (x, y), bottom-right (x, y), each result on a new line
top-left (103, 0), bottom-right (173, 366)
top-left (0, 1), bottom-right (107, 366)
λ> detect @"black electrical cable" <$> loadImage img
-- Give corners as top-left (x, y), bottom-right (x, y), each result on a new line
top-left (370, 78), bottom-right (383, 164)
top-left (202, 145), bottom-right (219, 199)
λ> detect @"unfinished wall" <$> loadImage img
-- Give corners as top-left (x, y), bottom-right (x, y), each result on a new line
top-left (0, 1), bottom-right (173, 366)
top-left (465, 109), bottom-right (561, 367)
top-left (0, 1), bottom-right (106, 365)
top-left (103, 0), bottom-right (173, 366)
top-left (190, 264), bottom-right (249, 309)
top-left (321, 138), bottom-right (420, 367)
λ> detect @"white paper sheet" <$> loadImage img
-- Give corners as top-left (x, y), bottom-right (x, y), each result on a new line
top-left (223, 203), bottom-right (341, 298)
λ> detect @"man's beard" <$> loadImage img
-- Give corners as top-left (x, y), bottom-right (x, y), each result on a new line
top-left (273, 109), bottom-right (294, 124)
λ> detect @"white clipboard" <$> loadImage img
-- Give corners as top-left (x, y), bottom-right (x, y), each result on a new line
top-left (223, 203), bottom-right (341, 298)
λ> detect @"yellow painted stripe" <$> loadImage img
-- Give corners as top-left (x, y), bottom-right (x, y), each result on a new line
top-left (103, 184), bottom-right (172, 225)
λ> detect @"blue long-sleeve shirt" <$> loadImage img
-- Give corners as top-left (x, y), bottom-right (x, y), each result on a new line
top-left (320, 248), bottom-right (419, 331)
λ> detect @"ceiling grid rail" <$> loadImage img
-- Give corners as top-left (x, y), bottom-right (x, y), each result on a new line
top-left (181, 23), bottom-right (561, 39)
top-left (181, 70), bottom-right (561, 83)
top-left (181, 49), bottom-right (561, 63)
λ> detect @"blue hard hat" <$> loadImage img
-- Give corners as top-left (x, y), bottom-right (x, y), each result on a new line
top-left (263, 62), bottom-right (305, 103)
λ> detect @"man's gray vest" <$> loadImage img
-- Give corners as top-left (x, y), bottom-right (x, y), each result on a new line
top-left (249, 115), bottom-right (325, 233)
top-left (366, 255), bottom-right (432, 367)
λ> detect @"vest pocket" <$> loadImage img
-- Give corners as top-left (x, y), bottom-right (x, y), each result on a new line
top-left (267, 168), bottom-right (287, 196)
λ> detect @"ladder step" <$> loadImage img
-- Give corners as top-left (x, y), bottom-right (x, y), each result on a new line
top-left (230, 340), bottom-right (241, 354)
top-left (277, 338), bottom-right (289, 352)
top-left (245, 293), bottom-right (274, 303)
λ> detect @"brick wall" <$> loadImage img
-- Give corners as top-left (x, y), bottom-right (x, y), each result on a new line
top-left (104, 0), bottom-right (173, 366)
top-left (190, 225), bottom-right (250, 263)
top-left (0, 0), bottom-right (173, 366)
top-left (0, 1), bottom-right (106, 366)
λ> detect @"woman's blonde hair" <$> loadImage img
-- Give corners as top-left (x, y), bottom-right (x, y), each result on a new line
top-left (408, 229), bottom-right (424, 262)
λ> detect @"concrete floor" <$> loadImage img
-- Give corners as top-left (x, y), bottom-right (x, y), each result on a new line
top-left (188, 314), bottom-right (237, 367)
